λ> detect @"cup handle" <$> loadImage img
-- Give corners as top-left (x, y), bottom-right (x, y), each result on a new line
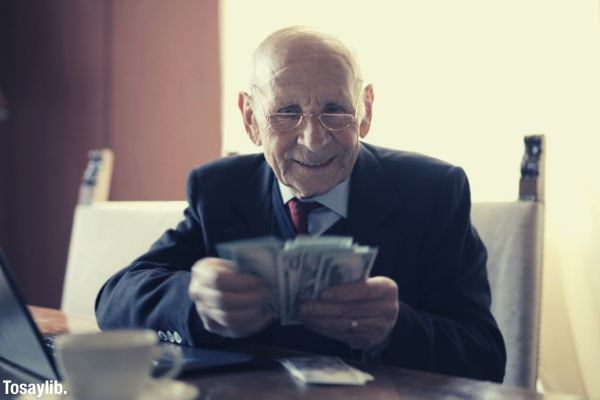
top-left (153, 345), bottom-right (183, 379)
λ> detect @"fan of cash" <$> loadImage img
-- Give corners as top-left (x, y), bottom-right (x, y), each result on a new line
top-left (279, 356), bottom-right (374, 385)
top-left (216, 236), bottom-right (378, 325)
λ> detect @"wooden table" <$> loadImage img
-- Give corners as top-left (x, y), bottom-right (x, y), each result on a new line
top-left (7, 307), bottom-right (584, 400)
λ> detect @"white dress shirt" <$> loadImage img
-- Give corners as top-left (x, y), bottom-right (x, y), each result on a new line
top-left (278, 178), bottom-right (350, 236)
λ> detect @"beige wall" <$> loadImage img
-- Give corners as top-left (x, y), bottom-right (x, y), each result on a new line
top-left (0, 0), bottom-right (221, 307)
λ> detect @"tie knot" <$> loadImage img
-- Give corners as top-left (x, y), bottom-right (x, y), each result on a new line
top-left (287, 199), bottom-right (321, 235)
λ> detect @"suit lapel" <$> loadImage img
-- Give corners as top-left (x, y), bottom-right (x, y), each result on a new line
top-left (219, 158), bottom-right (275, 242)
top-left (347, 144), bottom-right (405, 277)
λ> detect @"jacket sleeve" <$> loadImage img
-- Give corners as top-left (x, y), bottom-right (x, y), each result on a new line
top-left (94, 171), bottom-right (222, 347)
top-left (382, 166), bottom-right (507, 382)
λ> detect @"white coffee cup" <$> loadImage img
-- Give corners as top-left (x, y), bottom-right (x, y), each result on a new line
top-left (54, 329), bottom-right (182, 400)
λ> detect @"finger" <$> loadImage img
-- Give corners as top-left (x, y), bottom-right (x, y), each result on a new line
top-left (299, 298), bottom-right (398, 319)
top-left (199, 303), bottom-right (270, 329)
top-left (301, 317), bottom-right (390, 351)
top-left (239, 308), bottom-right (276, 336)
top-left (192, 258), bottom-right (264, 291)
top-left (191, 285), bottom-right (270, 310)
top-left (321, 276), bottom-right (398, 302)
top-left (201, 306), bottom-right (274, 339)
top-left (301, 315), bottom-right (383, 336)
top-left (336, 334), bottom-right (379, 351)
top-left (198, 311), bottom-right (228, 336)
top-left (301, 321), bottom-right (380, 350)
top-left (192, 257), bottom-right (235, 271)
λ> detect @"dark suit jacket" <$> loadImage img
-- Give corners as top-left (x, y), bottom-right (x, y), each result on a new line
top-left (95, 143), bottom-right (506, 382)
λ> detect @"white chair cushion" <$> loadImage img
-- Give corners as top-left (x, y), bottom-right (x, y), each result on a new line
top-left (471, 201), bottom-right (543, 388)
top-left (61, 201), bottom-right (187, 316)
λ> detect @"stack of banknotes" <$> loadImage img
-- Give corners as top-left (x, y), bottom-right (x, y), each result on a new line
top-left (279, 356), bottom-right (374, 385)
top-left (216, 236), bottom-right (378, 325)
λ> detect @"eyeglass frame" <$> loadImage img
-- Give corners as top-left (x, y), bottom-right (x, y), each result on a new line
top-left (249, 84), bottom-right (364, 132)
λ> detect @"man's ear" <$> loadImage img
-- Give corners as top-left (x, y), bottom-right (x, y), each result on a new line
top-left (238, 91), bottom-right (262, 146)
top-left (359, 84), bottom-right (374, 139)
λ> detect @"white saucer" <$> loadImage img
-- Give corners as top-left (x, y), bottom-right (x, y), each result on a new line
top-left (18, 379), bottom-right (199, 400)
top-left (138, 379), bottom-right (199, 400)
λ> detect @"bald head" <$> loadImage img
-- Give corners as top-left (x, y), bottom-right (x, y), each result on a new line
top-left (250, 27), bottom-right (362, 91)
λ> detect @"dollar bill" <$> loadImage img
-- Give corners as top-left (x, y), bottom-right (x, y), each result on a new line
top-left (315, 247), bottom-right (378, 296)
top-left (282, 249), bottom-right (324, 325)
top-left (284, 236), bottom-right (354, 251)
top-left (215, 236), bottom-right (378, 325)
top-left (216, 237), bottom-right (282, 311)
top-left (279, 356), bottom-right (374, 385)
top-left (279, 250), bottom-right (302, 324)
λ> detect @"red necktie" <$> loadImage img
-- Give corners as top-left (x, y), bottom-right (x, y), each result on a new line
top-left (287, 199), bottom-right (321, 235)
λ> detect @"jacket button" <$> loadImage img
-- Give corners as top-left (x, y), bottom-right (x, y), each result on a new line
top-left (166, 331), bottom-right (175, 343)
top-left (173, 331), bottom-right (182, 344)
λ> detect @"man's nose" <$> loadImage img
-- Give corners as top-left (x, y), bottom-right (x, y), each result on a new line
top-left (298, 115), bottom-right (330, 151)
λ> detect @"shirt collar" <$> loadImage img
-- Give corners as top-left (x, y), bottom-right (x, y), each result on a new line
top-left (278, 178), bottom-right (350, 218)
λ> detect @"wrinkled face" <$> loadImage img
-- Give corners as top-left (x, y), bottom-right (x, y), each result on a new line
top-left (241, 46), bottom-right (372, 198)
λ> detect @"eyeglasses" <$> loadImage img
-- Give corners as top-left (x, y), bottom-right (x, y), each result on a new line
top-left (268, 112), bottom-right (357, 132)
top-left (251, 85), bottom-right (363, 132)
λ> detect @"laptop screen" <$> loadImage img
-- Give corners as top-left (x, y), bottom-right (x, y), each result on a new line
top-left (0, 249), bottom-right (58, 380)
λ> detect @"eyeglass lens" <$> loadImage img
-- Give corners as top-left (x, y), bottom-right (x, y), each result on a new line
top-left (270, 113), bottom-right (354, 131)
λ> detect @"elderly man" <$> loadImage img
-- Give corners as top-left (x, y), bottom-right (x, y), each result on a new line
top-left (96, 27), bottom-right (506, 382)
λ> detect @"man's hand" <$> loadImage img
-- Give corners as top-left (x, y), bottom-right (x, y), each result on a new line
top-left (188, 257), bottom-right (274, 339)
top-left (298, 277), bottom-right (399, 351)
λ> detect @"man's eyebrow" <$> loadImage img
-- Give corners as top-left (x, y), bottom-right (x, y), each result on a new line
top-left (316, 95), bottom-right (353, 109)
top-left (273, 97), bottom-right (303, 107)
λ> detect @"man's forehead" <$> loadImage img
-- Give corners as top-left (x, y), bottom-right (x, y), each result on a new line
top-left (267, 82), bottom-right (354, 103)
top-left (255, 55), bottom-right (355, 85)
top-left (254, 72), bottom-right (356, 102)
top-left (253, 62), bottom-right (359, 108)
top-left (251, 30), bottom-right (361, 87)
top-left (275, 67), bottom-right (354, 87)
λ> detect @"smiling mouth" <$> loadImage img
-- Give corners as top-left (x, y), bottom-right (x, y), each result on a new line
top-left (294, 157), bottom-right (335, 168)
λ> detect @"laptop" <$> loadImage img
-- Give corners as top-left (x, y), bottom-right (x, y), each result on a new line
top-left (0, 248), bottom-right (252, 381)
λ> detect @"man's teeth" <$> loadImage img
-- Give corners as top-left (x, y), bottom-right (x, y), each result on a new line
top-left (298, 159), bottom-right (330, 167)
top-left (300, 161), bottom-right (327, 167)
